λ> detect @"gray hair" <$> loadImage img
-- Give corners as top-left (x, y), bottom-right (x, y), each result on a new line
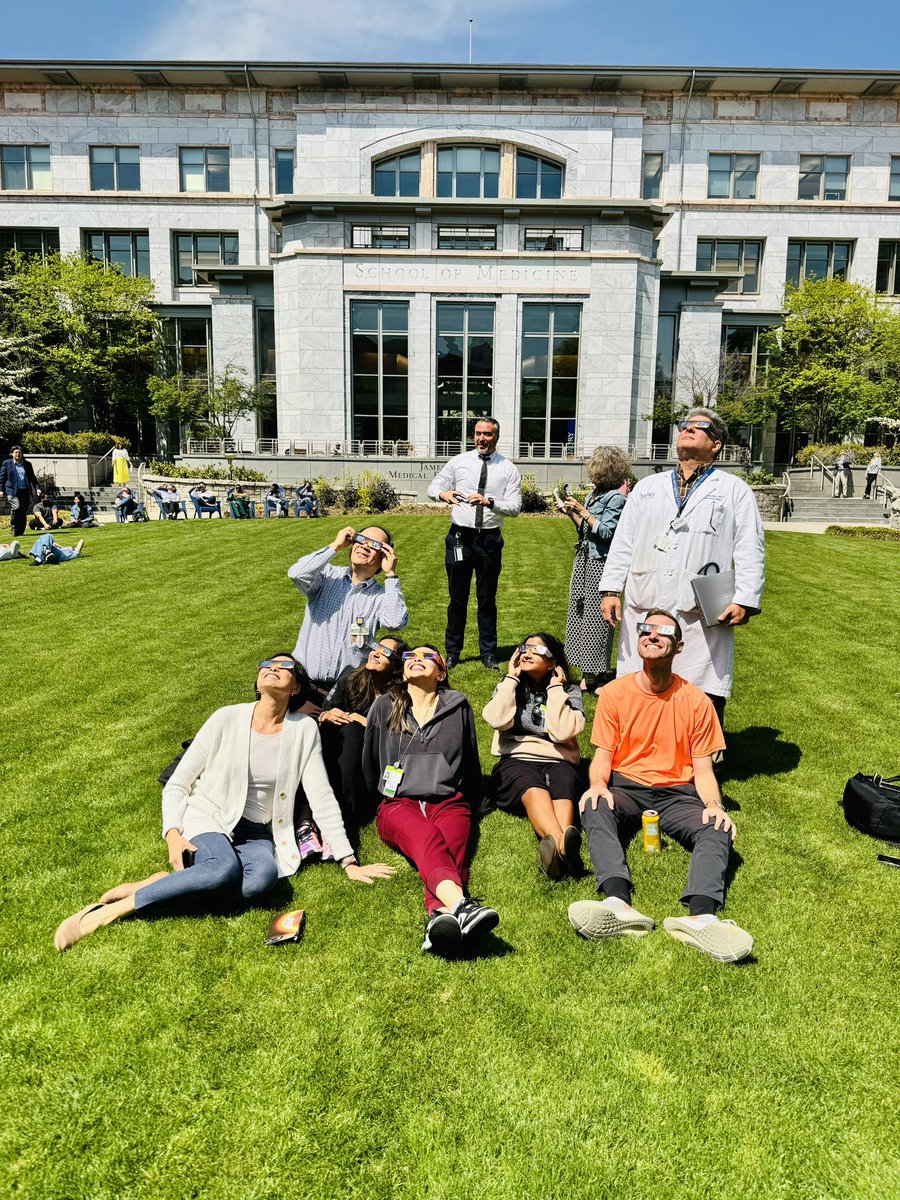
top-left (586, 445), bottom-right (632, 491)
top-left (685, 407), bottom-right (727, 449)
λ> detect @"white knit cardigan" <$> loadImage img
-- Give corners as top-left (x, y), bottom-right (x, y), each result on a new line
top-left (161, 702), bottom-right (353, 877)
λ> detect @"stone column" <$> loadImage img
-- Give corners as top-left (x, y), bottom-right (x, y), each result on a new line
top-left (210, 295), bottom-right (258, 443)
top-left (673, 299), bottom-right (724, 409)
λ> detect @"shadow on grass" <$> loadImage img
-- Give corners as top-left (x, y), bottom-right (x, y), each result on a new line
top-left (454, 931), bottom-right (516, 961)
top-left (721, 726), bottom-right (802, 782)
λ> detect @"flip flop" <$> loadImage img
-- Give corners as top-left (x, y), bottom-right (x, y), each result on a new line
top-left (53, 903), bottom-right (105, 952)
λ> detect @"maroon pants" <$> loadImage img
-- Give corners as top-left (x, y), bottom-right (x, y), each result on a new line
top-left (376, 793), bottom-right (473, 915)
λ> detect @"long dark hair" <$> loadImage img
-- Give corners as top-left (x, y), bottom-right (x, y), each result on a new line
top-left (343, 636), bottom-right (409, 712)
top-left (518, 632), bottom-right (572, 690)
top-left (254, 652), bottom-right (310, 711)
top-left (387, 643), bottom-right (447, 733)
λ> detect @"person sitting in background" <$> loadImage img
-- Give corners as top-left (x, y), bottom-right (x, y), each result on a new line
top-left (66, 493), bottom-right (96, 528)
top-left (294, 481), bottom-right (320, 519)
top-left (29, 492), bottom-right (63, 531)
top-left (162, 484), bottom-right (184, 519)
top-left (188, 483), bottom-right (221, 518)
top-left (265, 483), bottom-right (287, 517)
top-left (482, 633), bottom-right (585, 880)
top-left (229, 484), bottom-right (252, 519)
top-left (28, 533), bottom-right (84, 565)
top-left (316, 636), bottom-right (409, 847)
top-left (114, 486), bottom-right (138, 522)
top-left (53, 652), bottom-right (396, 952)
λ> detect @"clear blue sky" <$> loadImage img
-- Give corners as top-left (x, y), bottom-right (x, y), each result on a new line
top-left (2, 0), bottom-right (900, 69)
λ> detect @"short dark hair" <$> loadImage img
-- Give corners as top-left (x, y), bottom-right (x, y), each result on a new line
top-left (644, 608), bottom-right (683, 642)
top-left (9, 445), bottom-right (22, 454)
top-left (474, 417), bottom-right (500, 436)
top-left (255, 652), bottom-right (310, 711)
top-left (519, 631), bottom-right (573, 683)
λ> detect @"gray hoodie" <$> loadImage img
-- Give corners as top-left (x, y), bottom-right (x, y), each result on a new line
top-left (362, 687), bottom-right (483, 807)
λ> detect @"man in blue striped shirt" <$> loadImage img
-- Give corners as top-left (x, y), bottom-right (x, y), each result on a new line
top-left (288, 524), bottom-right (410, 691)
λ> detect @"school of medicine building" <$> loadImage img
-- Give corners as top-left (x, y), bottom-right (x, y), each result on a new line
top-left (3, 59), bottom-right (900, 470)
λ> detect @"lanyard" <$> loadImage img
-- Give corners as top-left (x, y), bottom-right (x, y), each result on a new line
top-left (670, 465), bottom-right (715, 518)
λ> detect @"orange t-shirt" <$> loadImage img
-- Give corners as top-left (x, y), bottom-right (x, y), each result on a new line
top-left (591, 673), bottom-right (725, 787)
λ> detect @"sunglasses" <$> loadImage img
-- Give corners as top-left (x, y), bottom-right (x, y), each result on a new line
top-left (636, 623), bottom-right (677, 638)
top-left (517, 644), bottom-right (554, 660)
top-left (353, 533), bottom-right (384, 551)
top-left (258, 659), bottom-right (297, 672)
top-left (367, 640), bottom-right (398, 660)
top-left (677, 420), bottom-right (715, 433)
top-left (402, 650), bottom-right (444, 665)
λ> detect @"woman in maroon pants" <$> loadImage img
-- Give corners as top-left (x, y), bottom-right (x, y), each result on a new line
top-left (362, 644), bottom-right (500, 958)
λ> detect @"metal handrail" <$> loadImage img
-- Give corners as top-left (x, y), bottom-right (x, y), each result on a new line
top-left (808, 453), bottom-right (835, 493)
top-left (781, 469), bottom-right (793, 520)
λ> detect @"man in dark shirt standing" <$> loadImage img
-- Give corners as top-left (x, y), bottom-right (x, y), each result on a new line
top-left (0, 446), bottom-right (38, 537)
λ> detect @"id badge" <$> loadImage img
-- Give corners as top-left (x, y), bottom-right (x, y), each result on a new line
top-left (653, 531), bottom-right (671, 553)
top-left (453, 536), bottom-right (464, 562)
top-left (671, 516), bottom-right (689, 533)
top-left (381, 763), bottom-right (405, 798)
top-left (349, 615), bottom-right (368, 647)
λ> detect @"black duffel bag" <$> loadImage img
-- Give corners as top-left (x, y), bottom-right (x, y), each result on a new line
top-left (842, 773), bottom-right (900, 842)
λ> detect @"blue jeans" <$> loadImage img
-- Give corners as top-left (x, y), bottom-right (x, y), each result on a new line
top-left (133, 818), bottom-right (279, 916)
top-left (28, 533), bottom-right (81, 563)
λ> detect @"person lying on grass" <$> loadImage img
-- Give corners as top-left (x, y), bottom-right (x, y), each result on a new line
top-left (54, 653), bottom-right (395, 951)
top-left (362, 644), bottom-right (500, 958)
top-left (482, 632), bottom-right (586, 881)
top-left (568, 608), bottom-right (752, 964)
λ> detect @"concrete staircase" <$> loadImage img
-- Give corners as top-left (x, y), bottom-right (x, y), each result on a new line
top-left (784, 469), bottom-right (889, 525)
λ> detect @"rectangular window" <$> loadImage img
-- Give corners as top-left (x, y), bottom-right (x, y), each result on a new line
top-left (0, 144), bottom-right (51, 190)
top-left (437, 225), bottom-right (496, 251)
top-left (722, 325), bottom-right (771, 386)
top-left (435, 303), bottom-right (495, 450)
top-left (798, 154), bottom-right (849, 201)
top-left (707, 153), bottom-right (759, 200)
top-left (889, 157), bottom-right (900, 202)
top-left (523, 228), bottom-right (584, 252)
top-left (695, 239), bottom-right (762, 294)
top-left (179, 147), bottom-right (230, 193)
top-left (85, 230), bottom-right (150, 277)
top-left (519, 304), bottom-right (581, 457)
top-left (0, 227), bottom-right (59, 265)
top-left (351, 225), bottom-right (411, 250)
top-left (351, 301), bottom-right (409, 446)
top-left (437, 146), bottom-right (500, 198)
top-left (174, 232), bottom-right (239, 285)
top-left (876, 242), bottom-right (900, 294)
top-left (785, 240), bottom-right (852, 286)
top-left (163, 317), bottom-right (211, 378)
top-left (642, 152), bottom-right (663, 200)
top-left (274, 148), bottom-right (294, 195)
top-left (257, 308), bottom-right (276, 378)
top-left (89, 146), bottom-right (140, 191)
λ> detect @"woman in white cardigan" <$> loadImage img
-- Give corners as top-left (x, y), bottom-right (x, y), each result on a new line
top-left (54, 653), bottom-right (394, 950)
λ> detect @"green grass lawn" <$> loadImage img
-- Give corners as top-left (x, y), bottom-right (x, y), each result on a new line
top-left (1, 516), bottom-right (898, 1199)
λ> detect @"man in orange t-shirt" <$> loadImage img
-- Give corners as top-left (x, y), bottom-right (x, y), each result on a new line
top-left (568, 607), bottom-right (753, 963)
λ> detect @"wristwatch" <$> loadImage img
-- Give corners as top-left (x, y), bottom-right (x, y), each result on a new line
top-left (601, 591), bottom-right (620, 598)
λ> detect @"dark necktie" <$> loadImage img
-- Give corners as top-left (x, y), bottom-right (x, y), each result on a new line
top-left (474, 455), bottom-right (490, 528)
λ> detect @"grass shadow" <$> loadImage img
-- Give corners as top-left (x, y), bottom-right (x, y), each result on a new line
top-left (721, 726), bottom-right (802, 782)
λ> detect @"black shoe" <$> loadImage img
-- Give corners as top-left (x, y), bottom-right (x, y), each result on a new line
top-left (422, 912), bottom-right (462, 957)
top-left (481, 654), bottom-right (499, 670)
top-left (562, 825), bottom-right (583, 877)
top-left (446, 654), bottom-right (459, 668)
top-left (539, 833), bottom-right (565, 881)
top-left (452, 897), bottom-right (500, 941)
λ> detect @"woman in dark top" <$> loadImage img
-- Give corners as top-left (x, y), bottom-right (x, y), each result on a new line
top-left (317, 636), bottom-right (408, 843)
top-left (482, 632), bottom-right (586, 880)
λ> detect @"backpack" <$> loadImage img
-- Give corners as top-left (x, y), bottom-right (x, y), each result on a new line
top-left (842, 774), bottom-right (900, 843)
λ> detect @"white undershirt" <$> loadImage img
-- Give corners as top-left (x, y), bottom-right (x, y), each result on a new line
top-left (242, 729), bottom-right (282, 824)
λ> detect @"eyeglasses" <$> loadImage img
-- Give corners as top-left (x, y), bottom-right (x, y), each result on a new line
top-left (517, 643), bottom-right (554, 660)
top-left (353, 533), bottom-right (384, 551)
top-left (402, 650), bottom-right (443, 665)
top-left (636, 622), bottom-right (677, 638)
top-left (258, 659), bottom-right (297, 672)
top-left (367, 640), bottom-right (398, 660)
top-left (677, 420), bottom-right (715, 433)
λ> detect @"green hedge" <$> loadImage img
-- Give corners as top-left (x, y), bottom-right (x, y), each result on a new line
top-left (310, 471), bottom-right (399, 515)
top-left (825, 525), bottom-right (900, 542)
top-left (796, 443), bottom-right (899, 467)
top-left (148, 460), bottom-right (269, 483)
top-left (21, 431), bottom-right (130, 455)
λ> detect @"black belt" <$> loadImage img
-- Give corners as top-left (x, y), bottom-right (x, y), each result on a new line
top-left (451, 524), bottom-right (499, 538)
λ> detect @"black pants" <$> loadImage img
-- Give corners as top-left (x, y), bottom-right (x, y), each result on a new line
top-left (863, 473), bottom-right (878, 499)
top-left (444, 527), bottom-right (503, 658)
top-left (9, 489), bottom-right (31, 537)
top-left (318, 720), bottom-right (373, 846)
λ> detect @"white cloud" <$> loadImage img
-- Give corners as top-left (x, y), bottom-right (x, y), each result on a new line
top-left (146, 0), bottom-right (562, 62)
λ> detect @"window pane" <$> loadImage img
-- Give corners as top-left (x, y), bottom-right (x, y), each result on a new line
top-left (890, 159), bottom-right (900, 202)
top-left (805, 243), bottom-right (829, 280)
top-left (181, 148), bottom-right (204, 164)
top-left (353, 333), bottom-right (379, 373)
top-left (119, 147), bottom-right (139, 164)
top-left (223, 235), bottom-right (239, 264)
top-left (400, 153), bottom-right (420, 172)
top-left (540, 164), bottom-right (562, 199)
top-left (467, 306), bottom-right (494, 334)
top-left (91, 161), bottom-right (115, 190)
top-left (86, 232), bottom-right (104, 259)
top-left (181, 162), bottom-right (205, 192)
top-left (522, 336), bottom-right (549, 377)
top-left (642, 153), bottom-right (662, 200)
top-left (118, 160), bottom-right (141, 190)
top-left (708, 154), bottom-right (732, 198)
top-left (456, 147), bottom-right (481, 172)
top-left (550, 378), bottom-right (577, 417)
top-left (352, 376), bottom-right (378, 414)
top-left (483, 172), bottom-right (499, 198)
top-left (733, 156), bottom-right (758, 199)
top-left (351, 302), bottom-right (379, 332)
top-left (437, 148), bottom-right (453, 171)
top-left (552, 306), bottom-right (581, 335)
top-left (382, 335), bottom-right (408, 375)
top-left (275, 150), bottom-right (293, 194)
top-left (798, 156), bottom-right (822, 199)
top-left (436, 172), bottom-right (452, 197)
top-left (521, 379), bottom-right (547, 417)
top-left (468, 336), bottom-right (493, 376)
top-left (742, 242), bottom-right (761, 293)
top-left (207, 163), bottom-right (229, 192)
top-left (517, 153), bottom-right (538, 176)
top-left (832, 243), bottom-right (850, 279)
top-left (398, 170), bottom-right (419, 196)
top-left (437, 336), bottom-right (464, 376)
top-left (517, 171), bottom-right (538, 199)
top-left (696, 240), bottom-right (714, 272)
top-left (92, 146), bottom-right (115, 164)
top-left (382, 377), bottom-right (408, 414)
top-left (437, 303), bottom-right (465, 334)
top-left (456, 173), bottom-right (480, 198)
top-left (381, 302), bottom-right (408, 332)
top-left (876, 242), bottom-right (895, 292)
top-left (552, 337), bottom-right (579, 377)
top-left (373, 167), bottom-right (396, 196)
top-left (785, 242), bottom-right (802, 287)
top-left (483, 147), bottom-right (500, 171)
top-left (522, 305), bottom-right (551, 334)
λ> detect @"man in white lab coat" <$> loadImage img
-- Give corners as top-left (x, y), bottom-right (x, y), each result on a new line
top-left (598, 408), bottom-right (765, 721)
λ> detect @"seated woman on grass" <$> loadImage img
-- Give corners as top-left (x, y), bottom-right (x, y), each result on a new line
top-left (362, 644), bottom-right (500, 958)
top-left (54, 653), bottom-right (395, 951)
top-left (482, 633), bottom-right (586, 881)
top-left (315, 636), bottom-right (409, 847)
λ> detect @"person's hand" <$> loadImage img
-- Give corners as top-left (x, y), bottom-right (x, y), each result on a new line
top-left (717, 603), bottom-right (748, 627)
top-left (440, 490), bottom-right (461, 505)
top-left (467, 493), bottom-right (492, 507)
top-left (702, 805), bottom-right (736, 840)
top-left (580, 784), bottom-right (615, 813)
top-left (506, 649), bottom-right (522, 679)
top-left (331, 526), bottom-right (356, 552)
top-left (350, 713), bottom-right (368, 726)
top-left (320, 708), bottom-right (352, 725)
top-left (381, 543), bottom-right (398, 576)
top-left (600, 595), bottom-right (621, 627)
top-left (344, 862), bottom-right (396, 884)
top-left (165, 829), bottom-right (198, 871)
top-left (550, 664), bottom-right (568, 687)
top-left (563, 497), bottom-right (587, 519)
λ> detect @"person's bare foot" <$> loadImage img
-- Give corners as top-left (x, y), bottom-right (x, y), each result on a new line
top-left (99, 871), bottom-right (166, 904)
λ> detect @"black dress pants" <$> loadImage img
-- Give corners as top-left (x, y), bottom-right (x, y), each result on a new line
top-left (444, 527), bottom-right (503, 658)
top-left (10, 489), bottom-right (31, 537)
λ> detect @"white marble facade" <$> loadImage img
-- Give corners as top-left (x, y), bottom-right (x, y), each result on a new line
top-left (3, 65), bottom-right (900, 455)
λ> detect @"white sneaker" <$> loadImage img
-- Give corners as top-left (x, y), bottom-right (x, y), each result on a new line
top-left (9, 540), bottom-right (21, 559)
top-left (568, 898), bottom-right (655, 939)
top-left (663, 916), bottom-right (753, 963)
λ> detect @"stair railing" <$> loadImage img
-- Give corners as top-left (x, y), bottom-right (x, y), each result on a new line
top-left (781, 470), bottom-right (793, 520)
top-left (808, 453), bottom-right (835, 494)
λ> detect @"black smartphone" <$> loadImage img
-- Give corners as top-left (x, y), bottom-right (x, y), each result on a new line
top-left (182, 850), bottom-right (196, 869)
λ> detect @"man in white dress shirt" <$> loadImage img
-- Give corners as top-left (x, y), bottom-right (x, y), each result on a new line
top-left (428, 418), bottom-right (522, 669)
top-left (599, 407), bottom-right (765, 722)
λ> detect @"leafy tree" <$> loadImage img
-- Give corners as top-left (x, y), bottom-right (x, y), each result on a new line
top-left (0, 252), bottom-right (159, 431)
top-left (762, 276), bottom-right (900, 442)
top-left (147, 366), bottom-right (275, 441)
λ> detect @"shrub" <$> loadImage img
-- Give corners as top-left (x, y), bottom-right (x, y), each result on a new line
top-left (21, 431), bottom-right (130, 455)
top-left (520, 473), bottom-right (549, 513)
top-left (742, 469), bottom-right (777, 486)
top-left (356, 470), bottom-right (400, 514)
top-left (313, 476), bottom-right (338, 511)
top-left (147, 460), bottom-right (268, 483)
top-left (795, 443), bottom-right (899, 467)
top-left (338, 478), bottom-right (360, 512)
top-left (551, 478), bottom-right (590, 505)
top-left (825, 525), bottom-right (900, 542)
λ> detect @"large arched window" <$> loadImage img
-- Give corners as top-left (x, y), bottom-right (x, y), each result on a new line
top-left (437, 145), bottom-right (500, 198)
top-left (515, 152), bottom-right (564, 199)
top-left (372, 151), bottom-right (421, 197)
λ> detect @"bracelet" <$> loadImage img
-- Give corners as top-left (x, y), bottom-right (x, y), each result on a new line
top-left (601, 591), bottom-right (620, 598)
top-left (504, 674), bottom-right (518, 682)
